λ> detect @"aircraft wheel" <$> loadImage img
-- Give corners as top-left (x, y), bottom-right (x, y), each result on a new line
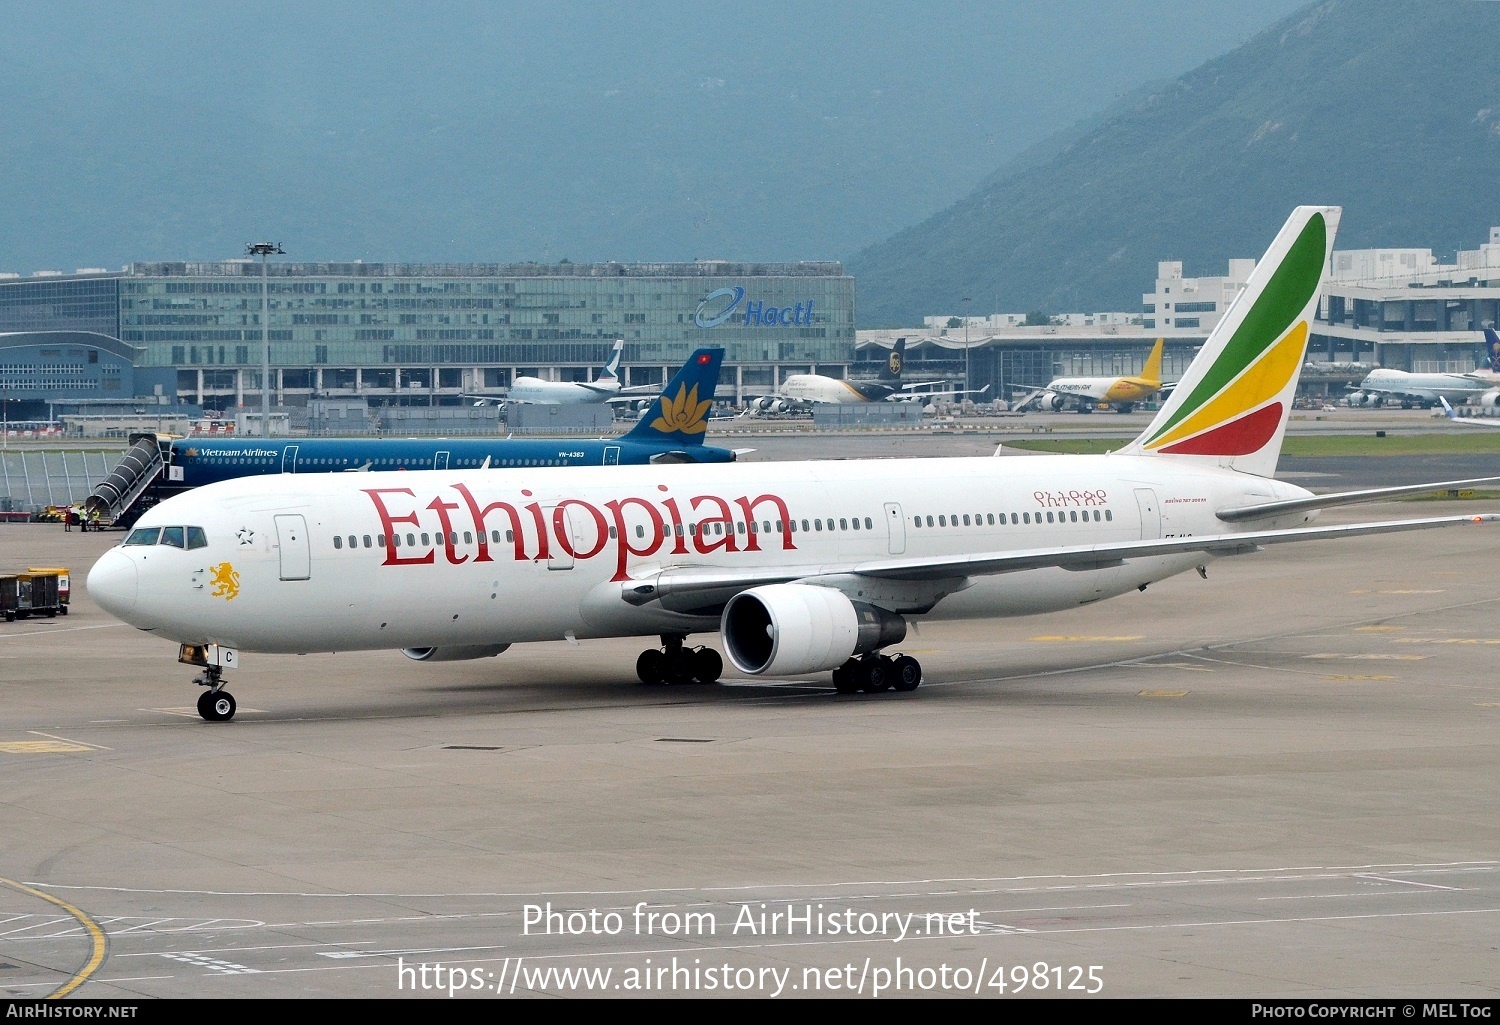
top-left (832, 662), bottom-right (860, 694)
top-left (1117, 403), bottom-right (1134, 415)
top-left (892, 655), bottom-right (922, 692)
top-left (664, 650), bottom-right (698, 686)
top-left (863, 657), bottom-right (892, 693)
top-left (635, 649), bottom-right (665, 685)
top-left (693, 647), bottom-right (723, 685)
top-left (197, 689), bottom-right (236, 722)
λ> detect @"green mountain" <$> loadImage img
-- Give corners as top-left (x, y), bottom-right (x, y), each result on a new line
top-left (848, 0), bottom-right (1500, 326)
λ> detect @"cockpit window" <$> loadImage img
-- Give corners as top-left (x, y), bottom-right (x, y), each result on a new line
top-left (124, 525), bottom-right (207, 548)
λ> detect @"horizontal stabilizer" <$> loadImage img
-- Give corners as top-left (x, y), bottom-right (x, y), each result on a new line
top-left (1216, 476), bottom-right (1500, 522)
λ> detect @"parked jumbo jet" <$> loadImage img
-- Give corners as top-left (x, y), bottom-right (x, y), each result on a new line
top-left (88, 207), bottom-right (1500, 722)
top-left (744, 338), bottom-right (911, 414)
top-left (1015, 337), bottom-right (1168, 413)
top-left (742, 338), bottom-right (980, 414)
top-left (1346, 326), bottom-right (1500, 409)
top-left (499, 338), bottom-right (667, 406)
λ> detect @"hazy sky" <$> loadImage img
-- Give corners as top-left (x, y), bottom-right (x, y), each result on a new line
top-left (0, 1), bottom-right (1311, 269)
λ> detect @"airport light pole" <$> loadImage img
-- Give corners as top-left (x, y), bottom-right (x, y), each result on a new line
top-left (246, 243), bottom-right (284, 436)
top-left (961, 296), bottom-right (972, 395)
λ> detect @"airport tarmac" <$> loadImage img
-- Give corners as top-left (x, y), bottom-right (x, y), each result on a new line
top-left (2, 437), bottom-right (1500, 999)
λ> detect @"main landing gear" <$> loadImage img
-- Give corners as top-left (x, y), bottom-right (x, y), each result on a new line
top-left (193, 665), bottom-right (237, 722)
top-left (831, 653), bottom-right (923, 695)
top-left (636, 634), bottom-right (723, 686)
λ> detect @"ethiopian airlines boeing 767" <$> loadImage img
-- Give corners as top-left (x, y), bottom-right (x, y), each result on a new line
top-left (88, 207), bottom-right (1500, 720)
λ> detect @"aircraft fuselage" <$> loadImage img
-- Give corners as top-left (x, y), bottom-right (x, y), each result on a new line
top-left (89, 455), bottom-right (1314, 654)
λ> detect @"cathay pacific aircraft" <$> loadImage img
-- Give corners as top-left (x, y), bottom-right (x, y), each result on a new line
top-left (87, 208), bottom-right (1500, 721)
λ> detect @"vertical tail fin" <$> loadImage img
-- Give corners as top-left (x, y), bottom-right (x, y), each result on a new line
top-left (879, 338), bottom-right (906, 382)
top-left (1140, 337), bottom-right (1165, 386)
top-left (1483, 325), bottom-right (1500, 374)
top-left (600, 338), bottom-right (625, 382)
top-left (623, 348), bottom-right (725, 445)
top-left (1120, 206), bottom-right (1341, 477)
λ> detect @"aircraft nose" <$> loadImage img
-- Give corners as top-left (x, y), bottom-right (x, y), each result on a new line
top-left (87, 549), bottom-right (138, 619)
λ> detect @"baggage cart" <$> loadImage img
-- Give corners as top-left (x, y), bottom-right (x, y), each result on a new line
top-left (25, 567), bottom-right (70, 613)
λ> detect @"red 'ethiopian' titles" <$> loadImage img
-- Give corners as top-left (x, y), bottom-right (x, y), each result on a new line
top-left (363, 484), bottom-right (797, 581)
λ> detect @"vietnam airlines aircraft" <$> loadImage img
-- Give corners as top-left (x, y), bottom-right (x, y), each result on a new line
top-left (1346, 327), bottom-right (1500, 409)
top-left (1017, 337), bottom-right (1168, 413)
top-left (87, 348), bottom-right (736, 527)
top-left (87, 207), bottom-right (1500, 722)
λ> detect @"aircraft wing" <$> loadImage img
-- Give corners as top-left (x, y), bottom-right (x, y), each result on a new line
top-left (572, 381), bottom-right (623, 397)
top-left (1439, 397), bottom-right (1500, 427)
top-left (622, 513), bottom-right (1497, 607)
top-left (895, 384), bottom-right (990, 401)
top-left (1217, 475), bottom-right (1500, 521)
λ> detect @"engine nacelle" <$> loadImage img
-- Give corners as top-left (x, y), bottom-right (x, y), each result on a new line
top-left (720, 584), bottom-right (907, 676)
top-left (401, 643), bottom-right (511, 662)
top-left (1042, 391), bottom-right (1066, 411)
top-left (1476, 390), bottom-right (1500, 409)
top-left (1345, 391), bottom-right (1370, 407)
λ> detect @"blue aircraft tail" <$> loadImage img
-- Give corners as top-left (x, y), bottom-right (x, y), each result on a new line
top-left (624, 348), bottom-right (725, 446)
top-left (1485, 325), bottom-right (1500, 373)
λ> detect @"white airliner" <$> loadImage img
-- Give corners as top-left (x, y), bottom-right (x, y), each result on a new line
top-left (88, 207), bottom-right (1500, 721)
top-left (1346, 328), bottom-right (1500, 409)
top-left (743, 339), bottom-right (980, 414)
top-left (1016, 337), bottom-right (1169, 414)
top-left (503, 339), bottom-right (658, 406)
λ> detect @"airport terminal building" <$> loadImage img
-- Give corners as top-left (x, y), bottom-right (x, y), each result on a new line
top-left (0, 261), bottom-right (855, 416)
top-left (860, 226), bottom-right (1500, 403)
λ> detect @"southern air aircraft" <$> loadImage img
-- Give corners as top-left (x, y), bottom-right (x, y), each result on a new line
top-left (1016, 337), bottom-right (1168, 413)
top-left (88, 207), bottom-right (1500, 721)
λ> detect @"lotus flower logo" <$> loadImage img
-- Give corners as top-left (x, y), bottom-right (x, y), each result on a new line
top-left (651, 384), bottom-right (711, 435)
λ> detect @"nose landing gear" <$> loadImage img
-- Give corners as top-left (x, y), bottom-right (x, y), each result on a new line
top-left (191, 663), bottom-right (237, 722)
top-left (636, 634), bottom-right (723, 686)
top-left (179, 644), bottom-right (239, 721)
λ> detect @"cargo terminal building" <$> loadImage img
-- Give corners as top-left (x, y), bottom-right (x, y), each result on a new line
top-left (0, 261), bottom-right (855, 418)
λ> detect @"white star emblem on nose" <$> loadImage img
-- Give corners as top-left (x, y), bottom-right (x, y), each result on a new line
top-left (237, 527), bottom-right (255, 546)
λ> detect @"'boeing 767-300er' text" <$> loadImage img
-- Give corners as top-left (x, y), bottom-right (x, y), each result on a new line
top-left (88, 207), bottom-right (1500, 721)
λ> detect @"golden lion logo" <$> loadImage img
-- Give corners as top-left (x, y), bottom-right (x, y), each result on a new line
top-left (888, 350), bottom-right (903, 376)
top-left (209, 562), bottom-right (240, 601)
top-left (650, 383), bottom-right (711, 436)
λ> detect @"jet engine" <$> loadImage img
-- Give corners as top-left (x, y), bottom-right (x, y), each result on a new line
top-left (1041, 392), bottom-right (1066, 411)
top-left (401, 644), bottom-right (511, 662)
top-left (1475, 390), bottom-right (1500, 409)
top-left (720, 584), bottom-right (906, 676)
top-left (752, 396), bottom-right (794, 414)
top-left (1345, 391), bottom-right (1372, 407)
